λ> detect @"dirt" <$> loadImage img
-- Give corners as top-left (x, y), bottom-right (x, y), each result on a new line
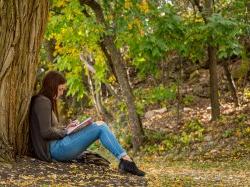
top-left (0, 156), bottom-right (147, 186)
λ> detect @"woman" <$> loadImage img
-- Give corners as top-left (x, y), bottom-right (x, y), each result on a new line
top-left (29, 71), bottom-right (145, 176)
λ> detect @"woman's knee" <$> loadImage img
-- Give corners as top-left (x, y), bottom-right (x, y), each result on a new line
top-left (95, 121), bottom-right (106, 126)
top-left (95, 122), bottom-right (110, 131)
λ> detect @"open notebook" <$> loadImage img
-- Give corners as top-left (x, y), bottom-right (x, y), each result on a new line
top-left (67, 117), bottom-right (93, 135)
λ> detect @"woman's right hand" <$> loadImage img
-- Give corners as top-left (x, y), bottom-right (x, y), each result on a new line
top-left (66, 120), bottom-right (79, 129)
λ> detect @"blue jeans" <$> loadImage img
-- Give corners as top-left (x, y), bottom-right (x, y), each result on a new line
top-left (49, 123), bottom-right (127, 161)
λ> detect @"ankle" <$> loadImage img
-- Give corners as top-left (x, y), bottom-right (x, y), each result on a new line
top-left (121, 155), bottom-right (132, 162)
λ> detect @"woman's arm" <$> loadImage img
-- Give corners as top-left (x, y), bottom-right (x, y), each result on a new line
top-left (33, 97), bottom-right (67, 140)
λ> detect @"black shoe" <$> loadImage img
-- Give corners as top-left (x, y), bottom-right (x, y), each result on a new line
top-left (118, 158), bottom-right (145, 176)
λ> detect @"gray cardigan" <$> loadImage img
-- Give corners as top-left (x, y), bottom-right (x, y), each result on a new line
top-left (29, 95), bottom-right (67, 162)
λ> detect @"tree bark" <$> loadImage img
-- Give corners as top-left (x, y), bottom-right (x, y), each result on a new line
top-left (79, 0), bottom-right (145, 151)
top-left (0, 0), bottom-right (48, 161)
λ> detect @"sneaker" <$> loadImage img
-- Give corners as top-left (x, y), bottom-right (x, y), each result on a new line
top-left (118, 158), bottom-right (145, 176)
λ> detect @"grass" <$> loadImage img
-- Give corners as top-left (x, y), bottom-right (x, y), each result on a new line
top-left (89, 144), bottom-right (250, 186)
top-left (139, 156), bottom-right (250, 187)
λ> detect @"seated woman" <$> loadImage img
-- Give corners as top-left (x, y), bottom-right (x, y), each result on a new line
top-left (29, 71), bottom-right (145, 176)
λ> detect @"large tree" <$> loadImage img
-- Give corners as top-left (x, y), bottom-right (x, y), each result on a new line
top-left (0, 0), bottom-right (49, 161)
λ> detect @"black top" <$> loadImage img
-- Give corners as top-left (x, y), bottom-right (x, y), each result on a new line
top-left (29, 95), bottom-right (67, 162)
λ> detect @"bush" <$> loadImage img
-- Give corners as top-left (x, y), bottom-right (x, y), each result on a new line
top-left (134, 84), bottom-right (177, 115)
top-left (180, 119), bottom-right (204, 145)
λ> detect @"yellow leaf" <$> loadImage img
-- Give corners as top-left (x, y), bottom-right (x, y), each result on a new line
top-left (128, 23), bottom-right (133, 30)
top-left (235, 130), bottom-right (241, 137)
top-left (139, 0), bottom-right (149, 13)
top-left (125, 0), bottom-right (132, 9)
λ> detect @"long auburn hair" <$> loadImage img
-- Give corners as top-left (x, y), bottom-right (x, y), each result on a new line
top-left (38, 71), bottom-right (66, 119)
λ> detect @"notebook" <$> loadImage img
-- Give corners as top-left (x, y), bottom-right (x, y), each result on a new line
top-left (67, 117), bottom-right (93, 134)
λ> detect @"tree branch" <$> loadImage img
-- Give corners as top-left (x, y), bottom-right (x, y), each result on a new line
top-left (79, 0), bottom-right (106, 25)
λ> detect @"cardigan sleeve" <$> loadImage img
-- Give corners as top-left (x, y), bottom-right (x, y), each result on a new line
top-left (33, 96), bottom-right (67, 140)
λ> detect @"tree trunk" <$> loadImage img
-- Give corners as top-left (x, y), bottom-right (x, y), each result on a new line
top-left (176, 56), bottom-right (183, 124)
top-left (205, 0), bottom-right (220, 120)
top-left (103, 36), bottom-right (145, 150)
top-left (99, 41), bottom-right (118, 81)
top-left (79, 0), bottom-right (145, 151)
top-left (194, 0), bottom-right (221, 120)
top-left (0, 0), bottom-right (49, 161)
top-left (208, 45), bottom-right (220, 120)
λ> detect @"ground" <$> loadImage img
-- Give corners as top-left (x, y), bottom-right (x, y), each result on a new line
top-left (140, 156), bottom-right (250, 186)
top-left (0, 155), bottom-right (249, 186)
top-left (0, 156), bottom-right (147, 186)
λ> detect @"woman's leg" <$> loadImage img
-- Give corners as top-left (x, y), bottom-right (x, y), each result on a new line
top-left (50, 123), bottom-right (127, 161)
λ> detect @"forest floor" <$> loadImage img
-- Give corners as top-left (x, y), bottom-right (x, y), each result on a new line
top-left (0, 154), bottom-right (249, 186)
top-left (139, 156), bottom-right (250, 186)
top-left (0, 156), bottom-right (147, 186)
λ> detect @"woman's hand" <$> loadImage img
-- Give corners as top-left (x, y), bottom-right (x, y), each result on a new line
top-left (66, 120), bottom-right (79, 129)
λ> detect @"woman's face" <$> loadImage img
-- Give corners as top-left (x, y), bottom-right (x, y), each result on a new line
top-left (56, 84), bottom-right (66, 99)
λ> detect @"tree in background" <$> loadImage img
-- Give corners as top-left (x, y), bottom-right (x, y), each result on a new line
top-left (166, 1), bottom-right (246, 120)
